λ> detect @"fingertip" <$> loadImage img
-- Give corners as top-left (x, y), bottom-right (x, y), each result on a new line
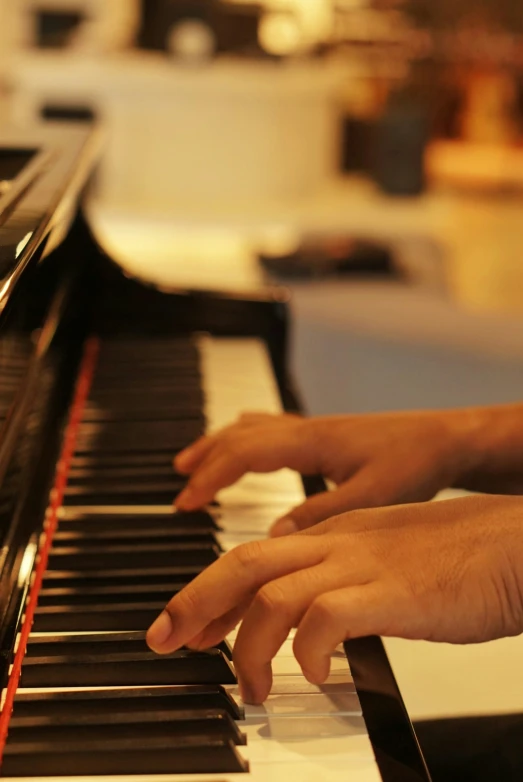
top-left (238, 676), bottom-right (270, 705)
top-left (174, 452), bottom-right (192, 474)
top-left (146, 611), bottom-right (174, 654)
top-left (237, 662), bottom-right (273, 705)
top-left (174, 487), bottom-right (198, 510)
top-left (302, 658), bottom-right (331, 685)
top-left (269, 518), bottom-right (298, 538)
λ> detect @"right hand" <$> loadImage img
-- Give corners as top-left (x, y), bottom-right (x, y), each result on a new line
top-left (174, 408), bottom-right (485, 535)
top-left (148, 494), bottom-right (523, 703)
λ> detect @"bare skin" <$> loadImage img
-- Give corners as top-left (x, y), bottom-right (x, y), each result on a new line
top-left (146, 403), bottom-right (523, 703)
top-left (147, 494), bottom-right (523, 704)
top-left (172, 405), bottom-right (523, 535)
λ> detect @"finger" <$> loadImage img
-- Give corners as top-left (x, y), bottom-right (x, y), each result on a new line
top-left (269, 487), bottom-right (360, 537)
top-left (175, 414), bottom-right (284, 474)
top-left (293, 583), bottom-right (399, 683)
top-left (176, 425), bottom-right (314, 510)
top-left (186, 600), bottom-right (252, 651)
top-left (270, 456), bottom-right (437, 537)
top-left (238, 412), bottom-right (278, 424)
top-left (174, 435), bottom-right (216, 474)
top-left (233, 563), bottom-right (352, 704)
top-left (269, 465), bottom-right (387, 536)
top-left (175, 450), bottom-right (249, 510)
top-left (146, 535), bottom-right (325, 654)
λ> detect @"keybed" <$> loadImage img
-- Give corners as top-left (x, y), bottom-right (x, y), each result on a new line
top-left (0, 335), bottom-right (382, 782)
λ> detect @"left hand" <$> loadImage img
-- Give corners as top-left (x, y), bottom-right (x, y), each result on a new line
top-left (146, 494), bottom-right (523, 704)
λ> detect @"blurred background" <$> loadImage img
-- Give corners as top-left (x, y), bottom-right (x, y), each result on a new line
top-left (4, 0), bottom-right (523, 732)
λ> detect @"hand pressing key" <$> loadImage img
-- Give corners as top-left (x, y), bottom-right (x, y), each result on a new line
top-left (173, 405), bottom-right (523, 536)
top-left (147, 494), bottom-right (523, 704)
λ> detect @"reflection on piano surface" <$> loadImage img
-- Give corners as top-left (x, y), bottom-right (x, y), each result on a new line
top-left (0, 122), bottom-right (431, 781)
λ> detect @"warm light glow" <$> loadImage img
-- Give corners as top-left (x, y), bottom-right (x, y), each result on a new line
top-left (258, 227), bottom-right (301, 258)
top-left (166, 19), bottom-right (215, 61)
top-left (258, 12), bottom-right (302, 55)
top-left (15, 232), bottom-right (33, 259)
top-left (18, 541), bottom-right (37, 588)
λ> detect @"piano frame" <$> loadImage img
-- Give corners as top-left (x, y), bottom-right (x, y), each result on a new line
top-left (0, 122), bottom-right (431, 782)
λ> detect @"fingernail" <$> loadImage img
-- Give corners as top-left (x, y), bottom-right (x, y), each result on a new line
top-left (146, 611), bottom-right (173, 651)
top-left (269, 518), bottom-right (297, 538)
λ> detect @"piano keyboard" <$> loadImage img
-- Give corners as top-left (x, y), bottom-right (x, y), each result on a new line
top-left (0, 334), bottom-right (382, 782)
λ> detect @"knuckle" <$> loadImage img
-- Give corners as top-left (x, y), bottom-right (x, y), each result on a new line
top-left (221, 437), bottom-right (248, 463)
top-left (292, 634), bottom-right (315, 673)
top-left (232, 539), bottom-right (267, 573)
top-left (309, 593), bottom-right (340, 626)
top-left (171, 584), bottom-right (204, 619)
top-left (253, 582), bottom-right (289, 618)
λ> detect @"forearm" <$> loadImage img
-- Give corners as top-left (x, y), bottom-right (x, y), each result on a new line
top-left (451, 403), bottom-right (523, 494)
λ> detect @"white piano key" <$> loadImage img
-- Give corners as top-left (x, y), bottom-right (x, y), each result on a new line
top-left (244, 714), bottom-right (366, 740)
top-left (0, 757), bottom-right (382, 782)
top-left (240, 717), bottom-right (375, 763)
top-left (271, 656), bottom-right (349, 677)
top-left (243, 691), bottom-right (361, 719)
top-left (200, 337), bottom-right (381, 781)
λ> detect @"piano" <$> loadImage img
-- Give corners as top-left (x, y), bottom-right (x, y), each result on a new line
top-left (0, 122), bottom-right (431, 781)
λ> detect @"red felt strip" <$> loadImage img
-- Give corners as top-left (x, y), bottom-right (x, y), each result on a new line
top-left (0, 336), bottom-right (99, 761)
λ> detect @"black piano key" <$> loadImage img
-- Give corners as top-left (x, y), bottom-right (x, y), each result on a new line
top-left (70, 453), bottom-right (184, 468)
top-left (91, 360), bottom-right (201, 373)
top-left (64, 479), bottom-right (187, 494)
top-left (91, 365), bottom-right (201, 378)
top-left (77, 421), bottom-right (203, 441)
top-left (91, 368), bottom-right (201, 383)
top-left (63, 487), bottom-right (184, 506)
top-left (63, 489), bottom-right (183, 506)
top-left (32, 601), bottom-right (169, 632)
top-left (80, 406), bottom-right (203, 424)
top-left (56, 510), bottom-right (219, 532)
top-left (80, 407), bottom-right (204, 423)
top-left (25, 631), bottom-right (233, 660)
top-left (95, 348), bottom-right (200, 365)
top-left (51, 529), bottom-right (218, 548)
top-left (13, 685), bottom-right (243, 720)
top-left (20, 649), bottom-right (237, 687)
top-left (2, 736), bottom-right (248, 776)
top-left (8, 708), bottom-right (245, 745)
top-left (26, 630), bottom-right (150, 656)
top-left (92, 367), bottom-right (200, 378)
top-left (42, 566), bottom-right (204, 589)
top-left (74, 438), bottom-right (196, 455)
top-left (87, 387), bottom-right (203, 402)
top-left (91, 371), bottom-right (202, 386)
top-left (66, 476), bottom-right (187, 492)
top-left (36, 582), bottom-right (189, 605)
top-left (66, 465), bottom-right (187, 481)
top-left (46, 542), bottom-right (219, 570)
top-left (93, 357), bottom-right (200, 371)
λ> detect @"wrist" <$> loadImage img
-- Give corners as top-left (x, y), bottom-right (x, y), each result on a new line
top-left (448, 404), bottom-right (523, 493)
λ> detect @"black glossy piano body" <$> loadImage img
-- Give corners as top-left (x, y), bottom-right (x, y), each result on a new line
top-left (0, 123), bottom-right (431, 780)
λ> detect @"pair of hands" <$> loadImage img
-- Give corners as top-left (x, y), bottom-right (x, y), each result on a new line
top-left (146, 408), bottom-right (523, 704)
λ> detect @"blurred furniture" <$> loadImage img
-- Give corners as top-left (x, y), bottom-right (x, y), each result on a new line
top-left (9, 52), bottom-right (347, 209)
top-left (3, 0), bottom-right (139, 53)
